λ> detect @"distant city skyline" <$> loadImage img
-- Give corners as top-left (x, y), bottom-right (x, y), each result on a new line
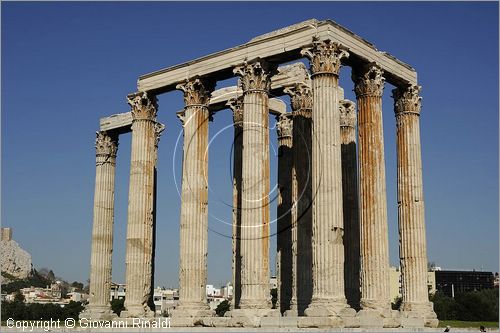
top-left (2, 2), bottom-right (498, 287)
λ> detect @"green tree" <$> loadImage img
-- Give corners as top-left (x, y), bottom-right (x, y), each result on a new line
top-left (455, 289), bottom-right (499, 321)
top-left (14, 291), bottom-right (25, 303)
top-left (391, 296), bottom-right (402, 310)
top-left (431, 291), bottom-right (459, 320)
top-left (47, 270), bottom-right (56, 281)
top-left (64, 301), bottom-right (84, 319)
top-left (270, 288), bottom-right (278, 309)
top-left (70, 281), bottom-right (84, 291)
top-left (110, 298), bottom-right (125, 316)
top-left (1, 269), bottom-right (52, 294)
top-left (215, 300), bottom-right (230, 317)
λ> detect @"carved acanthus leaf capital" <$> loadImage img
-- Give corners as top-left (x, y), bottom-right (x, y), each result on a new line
top-left (284, 83), bottom-right (313, 115)
top-left (127, 92), bottom-right (158, 121)
top-left (176, 111), bottom-right (186, 127)
top-left (95, 131), bottom-right (118, 158)
top-left (352, 63), bottom-right (385, 97)
top-left (276, 113), bottom-right (293, 139)
top-left (176, 77), bottom-right (215, 107)
top-left (154, 122), bottom-right (166, 148)
top-left (227, 98), bottom-right (243, 126)
top-left (233, 59), bottom-right (276, 93)
top-left (339, 100), bottom-right (357, 128)
top-left (392, 85), bottom-right (422, 115)
top-left (301, 39), bottom-right (349, 76)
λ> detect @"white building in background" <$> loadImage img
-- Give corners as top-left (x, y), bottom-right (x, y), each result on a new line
top-left (109, 283), bottom-right (179, 316)
top-left (109, 282), bottom-right (126, 301)
top-left (206, 284), bottom-right (221, 297)
top-left (220, 282), bottom-right (233, 299)
top-left (152, 287), bottom-right (179, 316)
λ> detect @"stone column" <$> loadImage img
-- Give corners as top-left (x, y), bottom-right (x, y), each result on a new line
top-left (393, 85), bottom-right (438, 328)
top-left (339, 100), bottom-right (361, 311)
top-left (233, 60), bottom-right (275, 313)
top-left (352, 64), bottom-right (394, 325)
top-left (122, 92), bottom-right (159, 318)
top-left (300, 39), bottom-right (354, 322)
top-left (284, 83), bottom-right (314, 316)
top-left (81, 131), bottom-right (118, 320)
top-left (174, 77), bottom-right (215, 318)
top-left (227, 97), bottom-right (243, 309)
top-left (276, 113), bottom-right (294, 314)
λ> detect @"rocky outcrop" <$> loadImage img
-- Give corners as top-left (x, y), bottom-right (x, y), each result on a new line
top-left (1, 229), bottom-right (32, 281)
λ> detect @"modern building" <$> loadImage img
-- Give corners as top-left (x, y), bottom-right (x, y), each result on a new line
top-left (109, 282), bottom-right (126, 301)
top-left (220, 282), bottom-right (233, 300)
top-left (152, 287), bottom-right (179, 316)
top-left (206, 284), bottom-right (221, 297)
top-left (435, 270), bottom-right (495, 297)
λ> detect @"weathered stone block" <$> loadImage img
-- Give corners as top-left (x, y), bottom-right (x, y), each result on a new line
top-left (297, 316), bottom-right (342, 328)
top-left (260, 317), bottom-right (280, 328)
top-left (400, 316), bottom-right (425, 328)
top-left (169, 317), bottom-right (194, 327)
top-left (279, 316), bottom-right (299, 327)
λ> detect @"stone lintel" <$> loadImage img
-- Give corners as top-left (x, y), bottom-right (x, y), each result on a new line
top-left (100, 90), bottom-right (285, 134)
top-left (137, 19), bottom-right (416, 93)
top-left (99, 112), bottom-right (133, 134)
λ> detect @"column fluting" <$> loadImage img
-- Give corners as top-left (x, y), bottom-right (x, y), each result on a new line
top-left (301, 39), bottom-right (353, 317)
top-left (284, 83), bottom-right (314, 316)
top-left (233, 60), bottom-right (275, 309)
top-left (174, 78), bottom-right (215, 317)
top-left (339, 100), bottom-right (361, 311)
top-left (82, 131), bottom-right (118, 320)
top-left (227, 98), bottom-right (244, 309)
top-left (393, 85), bottom-right (437, 327)
top-left (352, 64), bottom-right (391, 314)
top-left (123, 92), bottom-right (161, 317)
top-left (276, 113), bottom-right (294, 314)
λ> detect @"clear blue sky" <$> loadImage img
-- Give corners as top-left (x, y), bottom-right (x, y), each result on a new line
top-left (2, 2), bottom-right (498, 288)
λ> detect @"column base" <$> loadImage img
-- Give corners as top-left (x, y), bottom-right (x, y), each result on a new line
top-left (400, 301), bottom-right (439, 328)
top-left (283, 307), bottom-right (298, 317)
top-left (238, 298), bottom-right (272, 310)
top-left (299, 298), bottom-right (357, 328)
top-left (79, 305), bottom-right (117, 321)
top-left (120, 304), bottom-right (155, 318)
top-left (303, 297), bottom-right (354, 317)
top-left (172, 303), bottom-right (210, 318)
top-left (169, 302), bottom-right (214, 327)
top-left (356, 308), bottom-right (401, 328)
top-left (357, 299), bottom-right (400, 328)
top-left (225, 308), bottom-right (280, 327)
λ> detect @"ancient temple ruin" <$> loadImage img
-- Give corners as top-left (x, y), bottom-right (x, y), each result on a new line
top-left (81, 19), bottom-right (437, 328)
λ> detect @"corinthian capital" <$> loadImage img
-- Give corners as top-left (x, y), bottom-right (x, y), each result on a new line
top-left (227, 98), bottom-right (243, 126)
top-left (95, 131), bottom-right (118, 158)
top-left (392, 85), bottom-right (422, 115)
top-left (233, 59), bottom-right (276, 93)
top-left (127, 92), bottom-right (158, 121)
top-left (339, 100), bottom-right (357, 128)
top-left (276, 113), bottom-right (293, 139)
top-left (301, 39), bottom-right (349, 76)
top-left (284, 83), bottom-right (313, 116)
top-left (154, 122), bottom-right (166, 148)
top-left (176, 77), bottom-right (216, 107)
top-left (352, 63), bottom-right (385, 98)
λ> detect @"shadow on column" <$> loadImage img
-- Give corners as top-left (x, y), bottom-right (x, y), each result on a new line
top-left (295, 114), bottom-right (313, 316)
top-left (148, 167), bottom-right (158, 312)
top-left (342, 141), bottom-right (361, 311)
top-left (277, 145), bottom-right (293, 314)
